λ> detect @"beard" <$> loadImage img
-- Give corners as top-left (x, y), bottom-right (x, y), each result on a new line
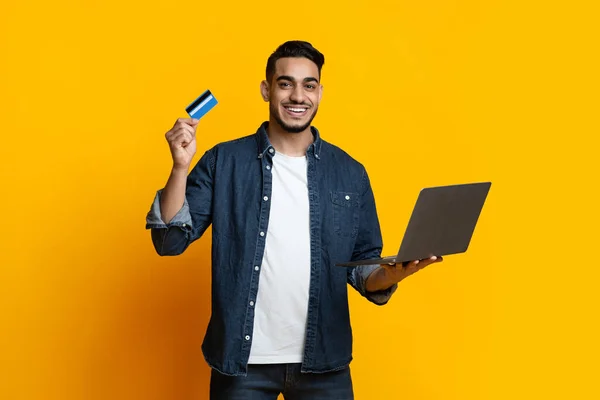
top-left (270, 102), bottom-right (319, 133)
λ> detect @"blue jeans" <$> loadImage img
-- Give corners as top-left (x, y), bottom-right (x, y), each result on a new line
top-left (209, 364), bottom-right (354, 400)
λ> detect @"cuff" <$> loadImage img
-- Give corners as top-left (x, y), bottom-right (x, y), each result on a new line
top-left (145, 189), bottom-right (193, 231)
top-left (364, 282), bottom-right (398, 305)
top-left (354, 264), bottom-right (398, 305)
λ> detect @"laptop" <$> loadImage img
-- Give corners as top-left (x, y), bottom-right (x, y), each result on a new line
top-left (335, 181), bottom-right (492, 267)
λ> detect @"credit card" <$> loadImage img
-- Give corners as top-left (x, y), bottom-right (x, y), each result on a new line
top-left (186, 90), bottom-right (218, 119)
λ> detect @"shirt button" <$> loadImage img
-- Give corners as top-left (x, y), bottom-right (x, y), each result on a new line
top-left (269, 148), bottom-right (274, 154)
top-left (263, 196), bottom-right (268, 201)
top-left (250, 301), bottom-right (254, 306)
top-left (345, 195), bottom-right (350, 200)
top-left (260, 231), bottom-right (265, 237)
top-left (254, 266), bottom-right (259, 271)
top-left (182, 223), bottom-right (187, 227)
top-left (245, 335), bottom-right (250, 341)
top-left (266, 165), bottom-right (271, 170)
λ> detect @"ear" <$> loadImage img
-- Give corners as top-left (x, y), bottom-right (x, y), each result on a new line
top-left (318, 84), bottom-right (324, 102)
top-left (260, 80), bottom-right (270, 102)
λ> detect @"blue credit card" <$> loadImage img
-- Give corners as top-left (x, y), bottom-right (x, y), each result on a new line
top-left (186, 90), bottom-right (218, 119)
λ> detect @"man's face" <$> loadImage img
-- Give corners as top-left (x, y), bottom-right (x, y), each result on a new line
top-left (262, 57), bottom-right (323, 133)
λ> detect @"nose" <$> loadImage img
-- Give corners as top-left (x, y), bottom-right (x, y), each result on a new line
top-left (289, 85), bottom-right (305, 103)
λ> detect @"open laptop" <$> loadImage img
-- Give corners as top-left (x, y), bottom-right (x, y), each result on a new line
top-left (335, 182), bottom-right (492, 267)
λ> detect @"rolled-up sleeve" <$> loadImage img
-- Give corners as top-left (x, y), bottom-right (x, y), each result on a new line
top-left (145, 148), bottom-right (215, 256)
top-left (346, 166), bottom-right (397, 305)
top-left (145, 189), bottom-right (194, 256)
top-left (146, 188), bottom-right (193, 229)
top-left (348, 264), bottom-right (398, 305)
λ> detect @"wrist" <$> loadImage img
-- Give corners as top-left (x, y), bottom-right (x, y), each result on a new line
top-left (367, 267), bottom-right (397, 292)
top-left (171, 165), bottom-right (189, 176)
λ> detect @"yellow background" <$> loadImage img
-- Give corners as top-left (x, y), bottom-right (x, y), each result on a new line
top-left (1, 1), bottom-right (598, 399)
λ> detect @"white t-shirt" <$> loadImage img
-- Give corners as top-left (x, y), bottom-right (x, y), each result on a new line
top-left (248, 151), bottom-right (311, 364)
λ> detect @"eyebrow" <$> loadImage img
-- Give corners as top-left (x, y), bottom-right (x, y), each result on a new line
top-left (276, 75), bottom-right (319, 84)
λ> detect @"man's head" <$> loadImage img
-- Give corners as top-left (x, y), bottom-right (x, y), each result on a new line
top-left (261, 41), bottom-right (325, 134)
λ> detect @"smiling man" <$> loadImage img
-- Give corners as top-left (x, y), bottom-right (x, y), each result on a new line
top-left (146, 40), bottom-right (442, 400)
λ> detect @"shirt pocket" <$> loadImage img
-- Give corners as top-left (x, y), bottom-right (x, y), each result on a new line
top-left (330, 190), bottom-right (360, 238)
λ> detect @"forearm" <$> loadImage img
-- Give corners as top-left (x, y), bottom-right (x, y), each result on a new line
top-left (365, 266), bottom-right (397, 292)
top-left (159, 166), bottom-right (189, 224)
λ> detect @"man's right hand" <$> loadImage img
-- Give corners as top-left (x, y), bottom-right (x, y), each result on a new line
top-left (165, 118), bottom-right (199, 170)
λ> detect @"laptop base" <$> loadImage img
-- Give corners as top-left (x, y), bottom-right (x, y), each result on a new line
top-left (335, 256), bottom-right (399, 267)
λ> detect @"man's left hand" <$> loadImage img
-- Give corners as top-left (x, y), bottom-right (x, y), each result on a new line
top-left (380, 256), bottom-right (444, 284)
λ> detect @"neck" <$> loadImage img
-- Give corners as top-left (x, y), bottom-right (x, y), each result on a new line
top-left (266, 118), bottom-right (314, 157)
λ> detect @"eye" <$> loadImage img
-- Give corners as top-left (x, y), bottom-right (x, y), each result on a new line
top-left (279, 82), bottom-right (292, 88)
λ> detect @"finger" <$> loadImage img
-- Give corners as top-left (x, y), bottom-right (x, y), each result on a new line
top-left (166, 129), bottom-right (184, 143)
top-left (417, 256), bottom-right (443, 269)
top-left (403, 260), bottom-right (420, 272)
top-left (177, 123), bottom-right (196, 136)
top-left (171, 131), bottom-right (194, 147)
top-left (167, 125), bottom-right (195, 141)
top-left (174, 117), bottom-right (199, 127)
top-left (168, 132), bottom-right (188, 149)
top-left (166, 126), bottom-right (184, 140)
top-left (182, 131), bottom-right (195, 146)
top-left (167, 121), bottom-right (197, 139)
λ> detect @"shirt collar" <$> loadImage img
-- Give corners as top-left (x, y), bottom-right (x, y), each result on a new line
top-left (255, 121), bottom-right (322, 160)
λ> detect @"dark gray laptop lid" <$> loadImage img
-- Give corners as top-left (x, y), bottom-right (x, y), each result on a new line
top-left (394, 181), bottom-right (491, 263)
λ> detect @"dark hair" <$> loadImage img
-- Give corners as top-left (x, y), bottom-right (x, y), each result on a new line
top-left (266, 40), bottom-right (325, 83)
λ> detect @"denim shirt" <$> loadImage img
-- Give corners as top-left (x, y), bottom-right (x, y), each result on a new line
top-left (145, 121), bottom-right (397, 376)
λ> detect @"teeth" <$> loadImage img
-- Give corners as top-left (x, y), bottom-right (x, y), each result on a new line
top-left (286, 107), bottom-right (306, 113)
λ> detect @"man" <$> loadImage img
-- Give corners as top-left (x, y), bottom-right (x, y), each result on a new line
top-left (146, 40), bottom-right (442, 399)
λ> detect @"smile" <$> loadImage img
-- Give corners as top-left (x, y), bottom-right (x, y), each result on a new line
top-left (284, 106), bottom-right (309, 115)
